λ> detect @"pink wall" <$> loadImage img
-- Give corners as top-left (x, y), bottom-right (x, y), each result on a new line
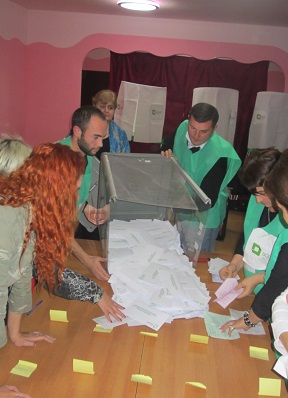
top-left (20, 33), bottom-right (288, 146)
top-left (0, 37), bottom-right (26, 136)
top-left (1, 0), bottom-right (288, 146)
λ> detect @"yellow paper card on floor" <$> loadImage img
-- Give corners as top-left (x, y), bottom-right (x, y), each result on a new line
top-left (73, 359), bottom-right (95, 375)
top-left (258, 378), bottom-right (281, 396)
top-left (249, 346), bottom-right (269, 361)
top-left (10, 360), bottom-right (37, 378)
top-left (131, 374), bottom-right (152, 385)
top-left (50, 309), bottom-right (68, 322)
top-left (190, 334), bottom-right (209, 344)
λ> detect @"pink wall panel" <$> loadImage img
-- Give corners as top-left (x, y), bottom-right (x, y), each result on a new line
top-left (0, 37), bottom-right (26, 138)
top-left (2, 33), bottom-right (288, 146)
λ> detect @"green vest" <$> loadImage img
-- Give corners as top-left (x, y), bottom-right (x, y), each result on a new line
top-left (243, 195), bottom-right (286, 293)
top-left (173, 121), bottom-right (241, 228)
top-left (264, 228), bottom-right (288, 284)
top-left (58, 136), bottom-right (92, 207)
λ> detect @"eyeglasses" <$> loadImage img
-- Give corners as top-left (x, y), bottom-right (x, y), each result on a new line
top-left (254, 190), bottom-right (267, 197)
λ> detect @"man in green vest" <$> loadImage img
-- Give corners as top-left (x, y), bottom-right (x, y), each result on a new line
top-left (59, 105), bottom-right (110, 281)
top-left (162, 102), bottom-right (241, 252)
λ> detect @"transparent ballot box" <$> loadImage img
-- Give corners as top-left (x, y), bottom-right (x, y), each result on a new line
top-left (97, 153), bottom-right (211, 268)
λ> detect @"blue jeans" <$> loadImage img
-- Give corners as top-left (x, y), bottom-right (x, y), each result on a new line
top-left (201, 227), bottom-right (220, 252)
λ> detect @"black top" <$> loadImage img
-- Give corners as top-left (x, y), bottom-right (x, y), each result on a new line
top-left (252, 242), bottom-right (288, 321)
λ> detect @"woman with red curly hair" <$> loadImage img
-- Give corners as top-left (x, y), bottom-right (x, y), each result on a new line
top-left (0, 143), bottom-right (124, 349)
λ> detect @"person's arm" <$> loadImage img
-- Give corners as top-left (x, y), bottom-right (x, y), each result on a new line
top-left (7, 311), bottom-right (55, 347)
top-left (70, 238), bottom-right (110, 281)
top-left (251, 243), bottom-right (288, 321)
top-left (219, 253), bottom-right (244, 280)
top-left (0, 384), bottom-right (32, 398)
top-left (272, 287), bottom-right (288, 354)
top-left (200, 157), bottom-right (227, 207)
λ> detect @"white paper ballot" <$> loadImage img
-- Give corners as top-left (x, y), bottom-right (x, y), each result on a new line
top-left (123, 300), bottom-right (172, 331)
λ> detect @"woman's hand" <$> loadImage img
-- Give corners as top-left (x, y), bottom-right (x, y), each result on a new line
top-left (220, 317), bottom-right (249, 336)
top-left (219, 264), bottom-right (238, 280)
top-left (236, 273), bottom-right (265, 299)
top-left (11, 331), bottom-right (55, 347)
top-left (97, 292), bottom-right (125, 323)
top-left (0, 385), bottom-right (32, 398)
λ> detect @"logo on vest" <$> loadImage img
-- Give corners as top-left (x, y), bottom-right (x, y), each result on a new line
top-left (252, 243), bottom-right (262, 256)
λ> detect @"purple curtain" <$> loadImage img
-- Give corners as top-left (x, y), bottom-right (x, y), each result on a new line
top-left (109, 52), bottom-right (269, 159)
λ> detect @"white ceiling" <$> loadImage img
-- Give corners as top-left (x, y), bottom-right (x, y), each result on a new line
top-left (9, 0), bottom-right (288, 27)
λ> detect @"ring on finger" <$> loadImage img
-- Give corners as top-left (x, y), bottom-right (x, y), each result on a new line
top-left (229, 325), bottom-right (234, 331)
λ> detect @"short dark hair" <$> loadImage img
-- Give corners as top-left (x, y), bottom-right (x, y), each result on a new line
top-left (239, 147), bottom-right (281, 194)
top-left (265, 148), bottom-right (288, 212)
top-left (71, 105), bottom-right (106, 135)
top-left (188, 102), bottom-right (219, 129)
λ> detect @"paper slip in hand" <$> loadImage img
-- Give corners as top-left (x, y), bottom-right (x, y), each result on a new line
top-left (73, 359), bottom-right (95, 375)
top-left (209, 258), bottom-right (239, 283)
top-left (123, 300), bottom-right (172, 331)
top-left (10, 360), bottom-right (37, 378)
top-left (214, 278), bottom-right (244, 308)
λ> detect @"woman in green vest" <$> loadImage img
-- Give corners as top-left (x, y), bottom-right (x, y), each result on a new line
top-left (220, 148), bottom-right (285, 295)
top-left (221, 148), bottom-right (288, 335)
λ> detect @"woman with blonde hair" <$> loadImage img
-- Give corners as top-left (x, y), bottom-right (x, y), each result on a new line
top-left (92, 89), bottom-right (130, 159)
top-left (0, 143), bottom-right (124, 349)
top-left (0, 134), bottom-right (32, 175)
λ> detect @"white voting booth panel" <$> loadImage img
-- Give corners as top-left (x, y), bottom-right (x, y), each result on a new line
top-left (114, 81), bottom-right (167, 143)
top-left (248, 92), bottom-right (288, 151)
top-left (192, 87), bottom-right (239, 145)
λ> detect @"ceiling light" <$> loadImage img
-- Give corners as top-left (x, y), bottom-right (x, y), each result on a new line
top-left (117, 1), bottom-right (160, 11)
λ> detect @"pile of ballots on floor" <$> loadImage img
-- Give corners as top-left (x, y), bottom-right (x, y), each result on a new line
top-left (94, 219), bottom-right (211, 331)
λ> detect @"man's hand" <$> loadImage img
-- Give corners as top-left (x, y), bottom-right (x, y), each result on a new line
top-left (83, 204), bottom-right (107, 225)
top-left (161, 149), bottom-right (173, 158)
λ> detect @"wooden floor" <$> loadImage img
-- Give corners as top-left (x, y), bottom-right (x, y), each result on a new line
top-left (214, 209), bottom-right (245, 255)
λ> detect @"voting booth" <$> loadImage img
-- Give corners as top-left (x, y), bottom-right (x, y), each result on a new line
top-left (97, 153), bottom-right (211, 269)
top-left (192, 87), bottom-right (239, 145)
top-left (114, 81), bottom-right (167, 143)
top-left (248, 91), bottom-right (288, 150)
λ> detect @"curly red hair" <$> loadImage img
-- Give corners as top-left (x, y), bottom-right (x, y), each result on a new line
top-left (0, 143), bottom-right (86, 290)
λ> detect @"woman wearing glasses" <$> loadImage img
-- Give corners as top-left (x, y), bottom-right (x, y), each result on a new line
top-left (220, 148), bottom-right (286, 296)
top-left (221, 148), bottom-right (288, 334)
